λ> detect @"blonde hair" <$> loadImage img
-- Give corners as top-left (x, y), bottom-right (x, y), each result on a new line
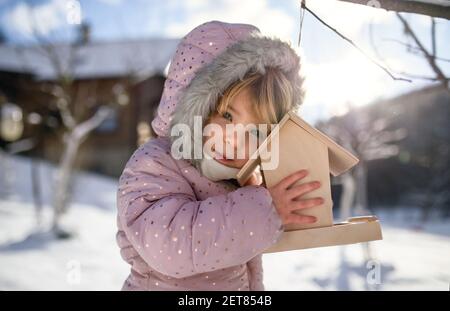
top-left (215, 67), bottom-right (294, 125)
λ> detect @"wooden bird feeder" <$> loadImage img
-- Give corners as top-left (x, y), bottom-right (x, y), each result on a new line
top-left (237, 110), bottom-right (382, 253)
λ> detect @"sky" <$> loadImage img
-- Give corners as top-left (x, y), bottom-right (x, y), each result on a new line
top-left (0, 0), bottom-right (449, 123)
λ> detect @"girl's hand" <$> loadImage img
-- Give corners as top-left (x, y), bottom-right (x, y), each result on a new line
top-left (267, 170), bottom-right (323, 226)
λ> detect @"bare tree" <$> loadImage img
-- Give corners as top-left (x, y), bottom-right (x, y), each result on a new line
top-left (318, 110), bottom-right (407, 260)
top-left (395, 13), bottom-right (449, 89)
top-left (368, 14), bottom-right (450, 90)
top-left (320, 112), bottom-right (407, 213)
top-left (16, 10), bottom-right (132, 238)
top-left (42, 55), bottom-right (130, 239)
top-left (299, 1), bottom-right (449, 88)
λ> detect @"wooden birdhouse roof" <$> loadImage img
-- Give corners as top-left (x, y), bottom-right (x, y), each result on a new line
top-left (237, 110), bottom-right (359, 186)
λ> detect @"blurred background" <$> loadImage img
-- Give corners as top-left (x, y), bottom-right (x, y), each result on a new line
top-left (0, 0), bottom-right (448, 290)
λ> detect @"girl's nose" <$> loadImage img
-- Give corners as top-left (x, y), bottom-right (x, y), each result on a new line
top-left (223, 137), bottom-right (234, 156)
top-left (224, 131), bottom-right (246, 158)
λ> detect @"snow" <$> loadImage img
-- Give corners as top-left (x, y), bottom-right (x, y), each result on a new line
top-left (0, 154), bottom-right (129, 290)
top-left (0, 154), bottom-right (449, 290)
top-left (264, 224), bottom-right (450, 290)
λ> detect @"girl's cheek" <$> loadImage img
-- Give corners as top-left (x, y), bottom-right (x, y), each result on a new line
top-left (240, 132), bottom-right (258, 158)
top-left (203, 121), bottom-right (226, 149)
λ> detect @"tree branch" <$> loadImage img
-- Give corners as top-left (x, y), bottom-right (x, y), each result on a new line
top-left (302, 2), bottom-right (412, 82)
top-left (381, 38), bottom-right (450, 63)
top-left (396, 12), bottom-right (449, 88)
top-left (72, 106), bottom-right (113, 141)
top-left (336, 0), bottom-right (450, 20)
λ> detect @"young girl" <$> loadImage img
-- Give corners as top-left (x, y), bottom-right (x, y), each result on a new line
top-left (116, 20), bottom-right (324, 291)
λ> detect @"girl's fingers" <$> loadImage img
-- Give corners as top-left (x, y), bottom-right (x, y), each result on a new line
top-left (277, 170), bottom-right (308, 190)
top-left (285, 214), bottom-right (317, 225)
top-left (289, 197), bottom-right (324, 212)
top-left (286, 181), bottom-right (321, 200)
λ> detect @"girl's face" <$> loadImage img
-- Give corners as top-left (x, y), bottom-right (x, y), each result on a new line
top-left (204, 88), bottom-right (264, 169)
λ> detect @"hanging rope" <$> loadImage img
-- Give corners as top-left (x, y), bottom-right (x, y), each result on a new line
top-left (298, 0), bottom-right (306, 47)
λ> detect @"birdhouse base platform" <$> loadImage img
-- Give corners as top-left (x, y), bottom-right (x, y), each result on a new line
top-left (263, 216), bottom-right (382, 254)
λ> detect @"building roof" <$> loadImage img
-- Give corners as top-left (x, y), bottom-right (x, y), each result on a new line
top-left (0, 38), bottom-right (179, 80)
top-left (237, 110), bottom-right (360, 186)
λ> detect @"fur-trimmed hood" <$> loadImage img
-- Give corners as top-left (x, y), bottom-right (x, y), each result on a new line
top-left (151, 20), bottom-right (305, 172)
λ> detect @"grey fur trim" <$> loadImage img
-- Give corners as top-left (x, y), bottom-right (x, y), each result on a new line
top-left (169, 32), bottom-right (306, 173)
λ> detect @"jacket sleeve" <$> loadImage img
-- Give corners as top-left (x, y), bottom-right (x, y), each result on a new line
top-left (117, 140), bottom-right (284, 278)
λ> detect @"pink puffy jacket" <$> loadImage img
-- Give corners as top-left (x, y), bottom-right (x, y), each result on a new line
top-left (116, 20), bottom-right (304, 291)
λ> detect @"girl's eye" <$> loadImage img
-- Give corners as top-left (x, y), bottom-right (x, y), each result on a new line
top-left (222, 111), bottom-right (233, 122)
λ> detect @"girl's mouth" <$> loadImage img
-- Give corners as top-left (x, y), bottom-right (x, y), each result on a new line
top-left (212, 150), bottom-right (235, 165)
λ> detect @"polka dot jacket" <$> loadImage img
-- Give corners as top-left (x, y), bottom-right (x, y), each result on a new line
top-left (116, 21), bottom-right (305, 291)
top-left (116, 137), bottom-right (284, 291)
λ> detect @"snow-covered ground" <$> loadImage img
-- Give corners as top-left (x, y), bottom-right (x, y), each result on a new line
top-left (0, 155), bottom-right (449, 290)
top-left (0, 154), bottom-right (129, 290)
